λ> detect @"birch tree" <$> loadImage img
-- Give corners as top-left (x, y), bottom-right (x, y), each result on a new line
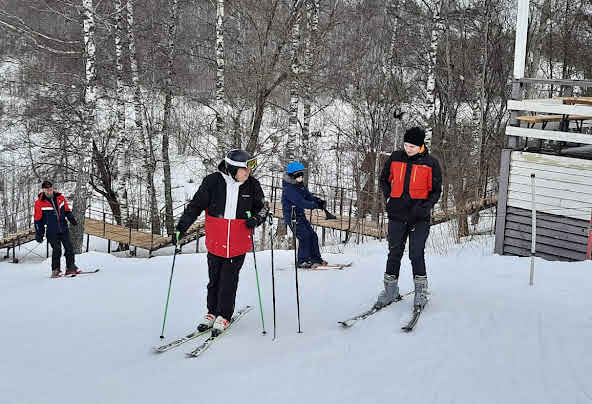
top-left (114, 0), bottom-right (129, 228)
top-left (286, 2), bottom-right (301, 164)
top-left (70, 0), bottom-right (97, 252)
top-left (423, 0), bottom-right (445, 147)
top-left (215, 0), bottom-right (226, 153)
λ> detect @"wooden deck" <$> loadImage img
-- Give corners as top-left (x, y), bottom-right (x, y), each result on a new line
top-left (1, 196), bottom-right (496, 257)
top-left (0, 217), bottom-right (205, 253)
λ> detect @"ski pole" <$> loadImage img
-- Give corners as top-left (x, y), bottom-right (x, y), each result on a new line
top-left (160, 231), bottom-right (180, 339)
top-left (268, 213), bottom-right (277, 340)
top-left (291, 206), bottom-right (302, 333)
top-left (247, 212), bottom-right (266, 335)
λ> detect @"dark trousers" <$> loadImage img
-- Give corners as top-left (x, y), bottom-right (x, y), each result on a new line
top-left (292, 220), bottom-right (321, 265)
top-left (385, 219), bottom-right (430, 278)
top-left (206, 252), bottom-right (246, 321)
top-left (47, 232), bottom-right (76, 271)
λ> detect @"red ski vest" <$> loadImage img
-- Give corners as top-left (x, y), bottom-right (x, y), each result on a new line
top-left (205, 213), bottom-right (252, 258)
top-left (388, 161), bottom-right (433, 200)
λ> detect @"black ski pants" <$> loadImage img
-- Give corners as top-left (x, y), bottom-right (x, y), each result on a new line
top-left (47, 232), bottom-right (76, 271)
top-left (206, 252), bottom-right (246, 321)
top-left (385, 219), bottom-right (430, 278)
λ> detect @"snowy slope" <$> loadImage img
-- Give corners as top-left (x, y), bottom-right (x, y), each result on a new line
top-left (0, 241), bottom-right (591, 404)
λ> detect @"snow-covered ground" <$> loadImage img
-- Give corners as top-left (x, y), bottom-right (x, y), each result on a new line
top-left (1, 237), bottom-right (591, 404)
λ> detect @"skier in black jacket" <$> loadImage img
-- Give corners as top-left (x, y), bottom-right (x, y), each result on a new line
top-left (375, 127), bottom-right (442, 310)
top-left (174, 149), bottom-right (269, 336)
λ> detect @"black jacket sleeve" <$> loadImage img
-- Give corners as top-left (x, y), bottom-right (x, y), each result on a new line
top-left (251, 179), bottom-right (269, 220)
top-left (176, 176), bottom-right (212, 234)
top-left (426, 157), bottom-right (443, 209)
top-left (379, 157), bottom-right (392, 200)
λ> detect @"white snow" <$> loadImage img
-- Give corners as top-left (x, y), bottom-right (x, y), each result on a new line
top-left (1, 238), bottom-right (591, 404)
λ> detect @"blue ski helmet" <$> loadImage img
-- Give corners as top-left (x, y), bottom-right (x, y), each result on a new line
top-left (286, 161), bottom-right (305, 175)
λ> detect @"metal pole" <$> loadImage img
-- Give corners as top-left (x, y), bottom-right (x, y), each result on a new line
top-left (269, 214), bottom-right (277, 340)
top-left (529, 173), bottom-right (536, 286)
top-left (586, 208), bottom-right (592, 260)
top-left (291, 206), bottom-right (302, 333)
top-left (160, 232), bottom-right (180, 339)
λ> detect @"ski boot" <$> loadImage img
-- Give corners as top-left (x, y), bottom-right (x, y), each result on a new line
top-left (211, 316), bottom-right (230, 337)
top-left (413, 275), bottom-right (429, 309)
top-left (197, 313), bottom-right (216, 332)
top-left (374, 273), bottom-right (400, 309)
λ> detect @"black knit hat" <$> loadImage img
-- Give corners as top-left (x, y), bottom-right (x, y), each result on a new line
top-left (41, 180), bottom-right (53, 189)
top-left (403, 127), bottom-right (425, 147)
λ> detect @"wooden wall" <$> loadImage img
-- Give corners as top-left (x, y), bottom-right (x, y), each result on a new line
top-left (496, 151), bottom-right (592, 261)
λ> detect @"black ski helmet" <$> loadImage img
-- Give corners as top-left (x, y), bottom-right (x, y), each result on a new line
top-left (224, 149), bottom-right (257, 179)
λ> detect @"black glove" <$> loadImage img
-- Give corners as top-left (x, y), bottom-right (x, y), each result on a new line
top-left (245, 215), bottom-right (260, 229)
top-left (317, 199), bottom-right (327, 210)
top-left (69, 218), bottom-right (78, 226)
top-left (35, 234), bottom-right (43, 243)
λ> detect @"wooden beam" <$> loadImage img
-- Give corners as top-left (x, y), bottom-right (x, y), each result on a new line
top-left (517, 78), bottom-right (592, 88)
top-left (505, 126), bottom-right (592, 145)
top-left (507, 100), bottom-right (592, 116)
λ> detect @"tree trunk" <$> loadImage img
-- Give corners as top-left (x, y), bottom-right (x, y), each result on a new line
top-left (114, 0), bottom-right (129, 229)
top-left (215, 0), bottom-right (226, 154)
top-left (424, 0), bottom-right (444, 147)
top-left (127, 0), bottom-right (161, 235)
top-left (161, 0), bottom-right (178, 235)
top-left (286, 11), bottom-right (301, 164)
top-left (71, 0), bottom-right (97, 253)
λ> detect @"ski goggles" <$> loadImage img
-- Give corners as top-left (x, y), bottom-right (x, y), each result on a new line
top-left (245, 158), bottom-right (258, 170)
top-left (225, 156), bottom-right (258, 170)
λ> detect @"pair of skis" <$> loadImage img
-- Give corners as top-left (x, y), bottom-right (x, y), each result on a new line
top-left (276, 262), bottom-right (352, 271)
top-left (50, 269), bottom-right (101, 278)
top-left (153, 305), bottom-right (252, 358)
top-left (338, 291), bottom-right (426, 332)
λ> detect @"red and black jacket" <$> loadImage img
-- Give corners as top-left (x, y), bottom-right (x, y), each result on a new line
top-left (34, 192), bottom-right (76, 237)
top-left (176, 161), bottom-right (268, 258)
top-left (379, 147), bottom-right (442, 223)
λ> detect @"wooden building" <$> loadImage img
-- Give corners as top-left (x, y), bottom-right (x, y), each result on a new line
top-left (494, 0), bottom-right (592, 261)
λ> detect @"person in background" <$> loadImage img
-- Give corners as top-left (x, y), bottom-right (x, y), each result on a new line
top-left (34, 180), bottom-right (80, 278)
top-left (281, 161), bottom-right (327, 269)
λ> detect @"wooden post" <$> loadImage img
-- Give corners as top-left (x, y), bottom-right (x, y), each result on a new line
top-left (196, 234), bottom-right (200, 253)
top-left (494, 150), bottom-right (512, 255)
top-left (339, 188), bottom-right (344, 243)
top-left (12, 239), bottom-right (16, 263)
top-left (322, 227), bottom-right (325, 246)
top-left (529, 173), bottom-right (536, 286)
top-left (103, 211), bottom-right (106, 236)
top-left (86, 234), bottom-right (90, 252)
top-left (108, 239), bottom-right (111, 254)
top-left (346, 197), bottom-right (353, 244)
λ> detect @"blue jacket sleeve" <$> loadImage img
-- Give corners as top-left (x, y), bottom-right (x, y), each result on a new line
top-left (285, 184), bottom-right (318, 210)
top-left (33, 200), bottom-right (45, 237)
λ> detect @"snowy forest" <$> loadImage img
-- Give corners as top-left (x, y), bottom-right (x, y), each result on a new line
top-left (1, 0), bottom-right (592, 252)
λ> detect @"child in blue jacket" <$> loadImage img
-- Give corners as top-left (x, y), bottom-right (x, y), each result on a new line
top-left (281, 162), bottom-right (327, 268)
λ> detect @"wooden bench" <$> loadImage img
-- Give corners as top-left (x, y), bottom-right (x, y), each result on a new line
top-left (517, 114), bottom-right (592, 131)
